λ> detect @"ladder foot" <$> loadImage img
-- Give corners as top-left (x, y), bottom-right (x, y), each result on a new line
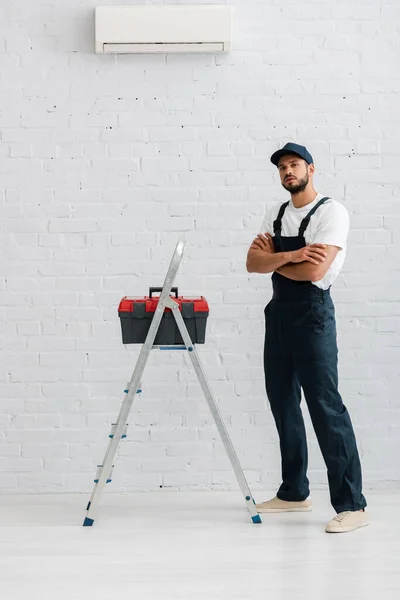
top-left (83, 517), bottom-right (94, 527)
top-left (252, 515), bottom-right (262, 524)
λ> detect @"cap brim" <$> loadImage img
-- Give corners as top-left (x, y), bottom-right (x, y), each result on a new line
top-left (270, 149), bottom-right (305, 167)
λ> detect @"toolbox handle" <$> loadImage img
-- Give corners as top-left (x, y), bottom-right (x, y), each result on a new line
top-left (149, 287), bottom-right (178, 298)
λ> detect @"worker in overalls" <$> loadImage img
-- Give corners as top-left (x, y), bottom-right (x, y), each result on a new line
top-left (247, 143), bottom-right (368, 533)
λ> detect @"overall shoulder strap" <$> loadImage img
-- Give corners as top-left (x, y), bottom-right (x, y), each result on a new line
top-left (273, 201), bottom-right (290, 235)
top-left (298, 197), bottom-right (330, 237)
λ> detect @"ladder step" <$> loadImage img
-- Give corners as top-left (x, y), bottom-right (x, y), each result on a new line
top-left (153, 345), bottom-right (189, 351)
top-left (124, 381), bottom-right (142, 395)
top-left (109, 423), bottom-right (129, 439)
top-left (94, 464), bottom-right (114, 484)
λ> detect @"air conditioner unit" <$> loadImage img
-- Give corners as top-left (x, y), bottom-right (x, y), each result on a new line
top-left (95, 6), bottom-right (232, 54)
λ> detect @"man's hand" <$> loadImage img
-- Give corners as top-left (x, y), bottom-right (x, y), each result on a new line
top-left (289, 244), bottom-right (327, 265)
top-left (250, 233), bottom-right (275, 254)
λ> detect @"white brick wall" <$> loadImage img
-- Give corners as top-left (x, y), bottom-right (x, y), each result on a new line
top-left (0, 0), bottom-right (399, 494)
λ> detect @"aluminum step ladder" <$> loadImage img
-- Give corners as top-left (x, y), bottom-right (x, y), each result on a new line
top-left (83, 237), bottom-right (262, 526)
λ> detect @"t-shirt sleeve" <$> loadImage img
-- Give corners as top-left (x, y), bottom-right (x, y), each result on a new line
top-left (258, 202), bottom-right (281, 236)
top-left (310, 202), bottom-right (350, 250)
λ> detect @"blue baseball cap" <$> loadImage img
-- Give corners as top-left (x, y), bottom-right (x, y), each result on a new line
top-left (270, 142), bottom-right (314, 167)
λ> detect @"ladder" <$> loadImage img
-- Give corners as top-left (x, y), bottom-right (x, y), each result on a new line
top-left (83, 237), bottom-right (262, 526)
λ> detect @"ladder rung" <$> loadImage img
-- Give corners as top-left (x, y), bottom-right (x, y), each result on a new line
top-left (154, 346), bottom-right (187, 351)
top-left (94, 464), bottom-right (114, 484)
top-left (109, 423), bottom-right (129, 439)
top-left (124, 385), bottom-right (142, 394)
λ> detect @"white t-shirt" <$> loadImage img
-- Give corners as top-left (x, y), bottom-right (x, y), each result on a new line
top-left (259, 193), bottom-right (350, 290)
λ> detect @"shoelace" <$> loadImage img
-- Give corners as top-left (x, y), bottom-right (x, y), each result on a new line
top-left (332, 511), bottom-right (352, 523)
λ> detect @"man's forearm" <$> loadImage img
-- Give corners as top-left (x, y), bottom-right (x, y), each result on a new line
top-left (246, 249), bottom-right (292, 274)
top-left (275, 262), bottom-right (320, 282)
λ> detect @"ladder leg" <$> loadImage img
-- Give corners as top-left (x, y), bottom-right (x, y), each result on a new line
top-left (83, 309), bottom-right (168, 525)
top-left (170, 303), bottom-right (262, 524)
top-left (83, 359), bottom-right (147, 526)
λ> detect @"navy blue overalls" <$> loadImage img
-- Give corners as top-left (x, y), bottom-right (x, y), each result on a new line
top-left (264, 197), bottom-right (367, 513)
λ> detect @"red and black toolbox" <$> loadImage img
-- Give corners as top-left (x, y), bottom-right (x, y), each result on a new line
top-left (118, 287), bottom-right (209, 345)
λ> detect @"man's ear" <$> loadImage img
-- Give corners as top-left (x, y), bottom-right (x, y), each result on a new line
top-left (308, 163), bottom-right (315, 175)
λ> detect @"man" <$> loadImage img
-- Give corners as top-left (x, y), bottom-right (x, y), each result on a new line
top-left (246, 142), bottom-right (368, 534)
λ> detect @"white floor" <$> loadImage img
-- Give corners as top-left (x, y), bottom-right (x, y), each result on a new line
top-left (0, 490), bottom-right (398, 600)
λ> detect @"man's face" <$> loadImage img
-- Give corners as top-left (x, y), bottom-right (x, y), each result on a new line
top-left (278, 154), bottom-right (313, 194)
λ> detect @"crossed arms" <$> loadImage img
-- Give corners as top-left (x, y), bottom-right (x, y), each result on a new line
top-left (246, 233), bottom-right (339, 283)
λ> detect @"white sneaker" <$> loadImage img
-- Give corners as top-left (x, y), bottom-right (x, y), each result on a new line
top-left (256, 496), bottom-right (312, 513)
top-left (325, 510), bottom-right (369, 533)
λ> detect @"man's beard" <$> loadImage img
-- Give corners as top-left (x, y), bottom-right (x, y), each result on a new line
top-left (282, 173), bottom-right (309, 194)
